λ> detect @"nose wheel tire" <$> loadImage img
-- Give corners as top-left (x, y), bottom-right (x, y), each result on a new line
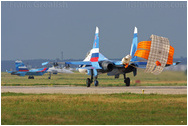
top-left (86, 78), bottom-right (91, 87)
top-left (124, 77), bottom-right (130, 86)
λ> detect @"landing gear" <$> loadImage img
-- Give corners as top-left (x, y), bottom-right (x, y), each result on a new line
top-left (86, 69), bottom-right (98, 87)
top-left (86, 78), bottom-right (91, 87)
top-left (28, 76), bottom-right (34, 79)
top-left (94, 76), bottom-right (99, 86)
top-left (115, 74), bottom-right (119, 79)
top-left (48, 72), bottom-right (51, 79)
top-left (124, 77), bottom-right (130, 86)
top-left (94, 80), bottom-right (98, 86)
top-left (123, 74), bottom-right (130, 86)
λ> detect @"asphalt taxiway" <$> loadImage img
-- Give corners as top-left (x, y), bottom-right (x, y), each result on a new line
top-left (1, 86), bottom-right (187, 94)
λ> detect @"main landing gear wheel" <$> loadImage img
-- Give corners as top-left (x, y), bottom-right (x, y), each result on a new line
top-left (94, 80), bottom-right (99, 87)
top-left (48, 72), bottom-right (51, 79)
top-left (28, 76), bottom-right (34, 79)
top-left (123, 74), bottom-right (130, 86)
top-left (124, 77), bottom-right (130, 86)
top-left (86, 78), bottom-right (91, 87)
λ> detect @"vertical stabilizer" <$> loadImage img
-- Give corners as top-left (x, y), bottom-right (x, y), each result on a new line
top-left (15, 60), bottom-right (29, 71)
top-left (92, 26), bottom-right (99, 49)
top-left (130, 27), bottom-right (138, 62)
top-left (90, 26), bottom-right (100, 62)
top-left (83, 27), bottom-right (108, 62)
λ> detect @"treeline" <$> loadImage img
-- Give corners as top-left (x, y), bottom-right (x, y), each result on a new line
top-left (1, 57), bottom-right (187, 72)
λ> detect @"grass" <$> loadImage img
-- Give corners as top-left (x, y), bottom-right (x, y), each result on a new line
top-left (1, 71), bottom-right (187, 125)
top-left (1, 70), bottom-right (187, 86)
top-left (1, 92), bottom-right (187, 125)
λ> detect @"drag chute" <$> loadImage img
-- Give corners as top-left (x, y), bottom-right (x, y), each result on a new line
top-left (134, 35), bottom-right (174, 75)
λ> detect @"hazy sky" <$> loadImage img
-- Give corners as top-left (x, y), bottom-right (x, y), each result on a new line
top-left (2, 1), bottom-right (187, 60)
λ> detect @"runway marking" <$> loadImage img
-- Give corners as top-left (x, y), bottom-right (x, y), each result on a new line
top-left (1, 86), bottom-right (187, 94)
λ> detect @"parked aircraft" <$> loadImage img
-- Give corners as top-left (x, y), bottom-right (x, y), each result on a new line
top-left (42, 62), bottom-right (74, 79)
top-left (6, 60), bottom-right (49, 79)
top-left (65, 27), bottom-right (180, 87)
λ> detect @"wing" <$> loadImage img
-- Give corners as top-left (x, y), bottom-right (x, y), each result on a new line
top-left (29, 68), bottom-right (48, 73)
top-left (42, 62), bottom-right (65, 66)
top-left (79, 66), bottom-right (101, 70)
top-left (65, 61), bottom-right (91, 65)
top-left (43, 61), bottom-right (91, 66)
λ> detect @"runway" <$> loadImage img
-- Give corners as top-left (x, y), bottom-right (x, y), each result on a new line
top-left (1, 86), bottom-right (187, 94)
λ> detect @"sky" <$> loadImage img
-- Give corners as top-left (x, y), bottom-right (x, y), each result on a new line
top-left (1, 1), bottom-right (187, 61)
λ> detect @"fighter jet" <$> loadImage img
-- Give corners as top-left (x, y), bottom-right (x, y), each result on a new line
top-left (42, 62), bottom-right (74, 79)
top-left (6, 60), bottom-right (49, 79)
top-left (65, 27), bottom-right (180, 87)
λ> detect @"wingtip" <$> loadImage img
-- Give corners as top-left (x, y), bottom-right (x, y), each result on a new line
top-left (95, 26), bottom-right (99, 34)
top-left (134, 27), bottom-right (137, 34)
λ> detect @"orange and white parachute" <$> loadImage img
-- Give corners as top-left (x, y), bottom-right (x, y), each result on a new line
top-left (134, 35), bottom-right (174, 75)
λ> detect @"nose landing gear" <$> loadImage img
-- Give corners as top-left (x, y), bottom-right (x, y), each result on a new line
top-left (86, 69), bottom-right (99, 87)
top-left (86, 78), bottom-right (91, 87)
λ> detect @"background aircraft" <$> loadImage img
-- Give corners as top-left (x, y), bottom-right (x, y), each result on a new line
top-left (6, 60), bottom-right (49, 79)
top-left (42, 62), bottom-right (74, 79)
top-left (65, 27), bottom-right (179, 87)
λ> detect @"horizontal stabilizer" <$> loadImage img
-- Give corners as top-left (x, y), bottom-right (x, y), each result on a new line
top-left (173, 61), bottom-right (181, 65)
top-left (113, 61), bottom-right (122, 66)
top-left (166, 61), bottom-right (181, 67)
top-left (6, 70), bottom-right (12, 73)
top-left (42, 62), bottom-right (49, 66)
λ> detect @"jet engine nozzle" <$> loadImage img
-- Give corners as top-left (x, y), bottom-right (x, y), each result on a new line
top-left (100, 61), bottom-right (114, 72)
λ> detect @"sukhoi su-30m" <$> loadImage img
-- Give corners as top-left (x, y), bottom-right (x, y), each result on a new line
top-left (6, 60), bottom-right (49, 79)
top-left (65, 27), bottom-right (180, 87)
